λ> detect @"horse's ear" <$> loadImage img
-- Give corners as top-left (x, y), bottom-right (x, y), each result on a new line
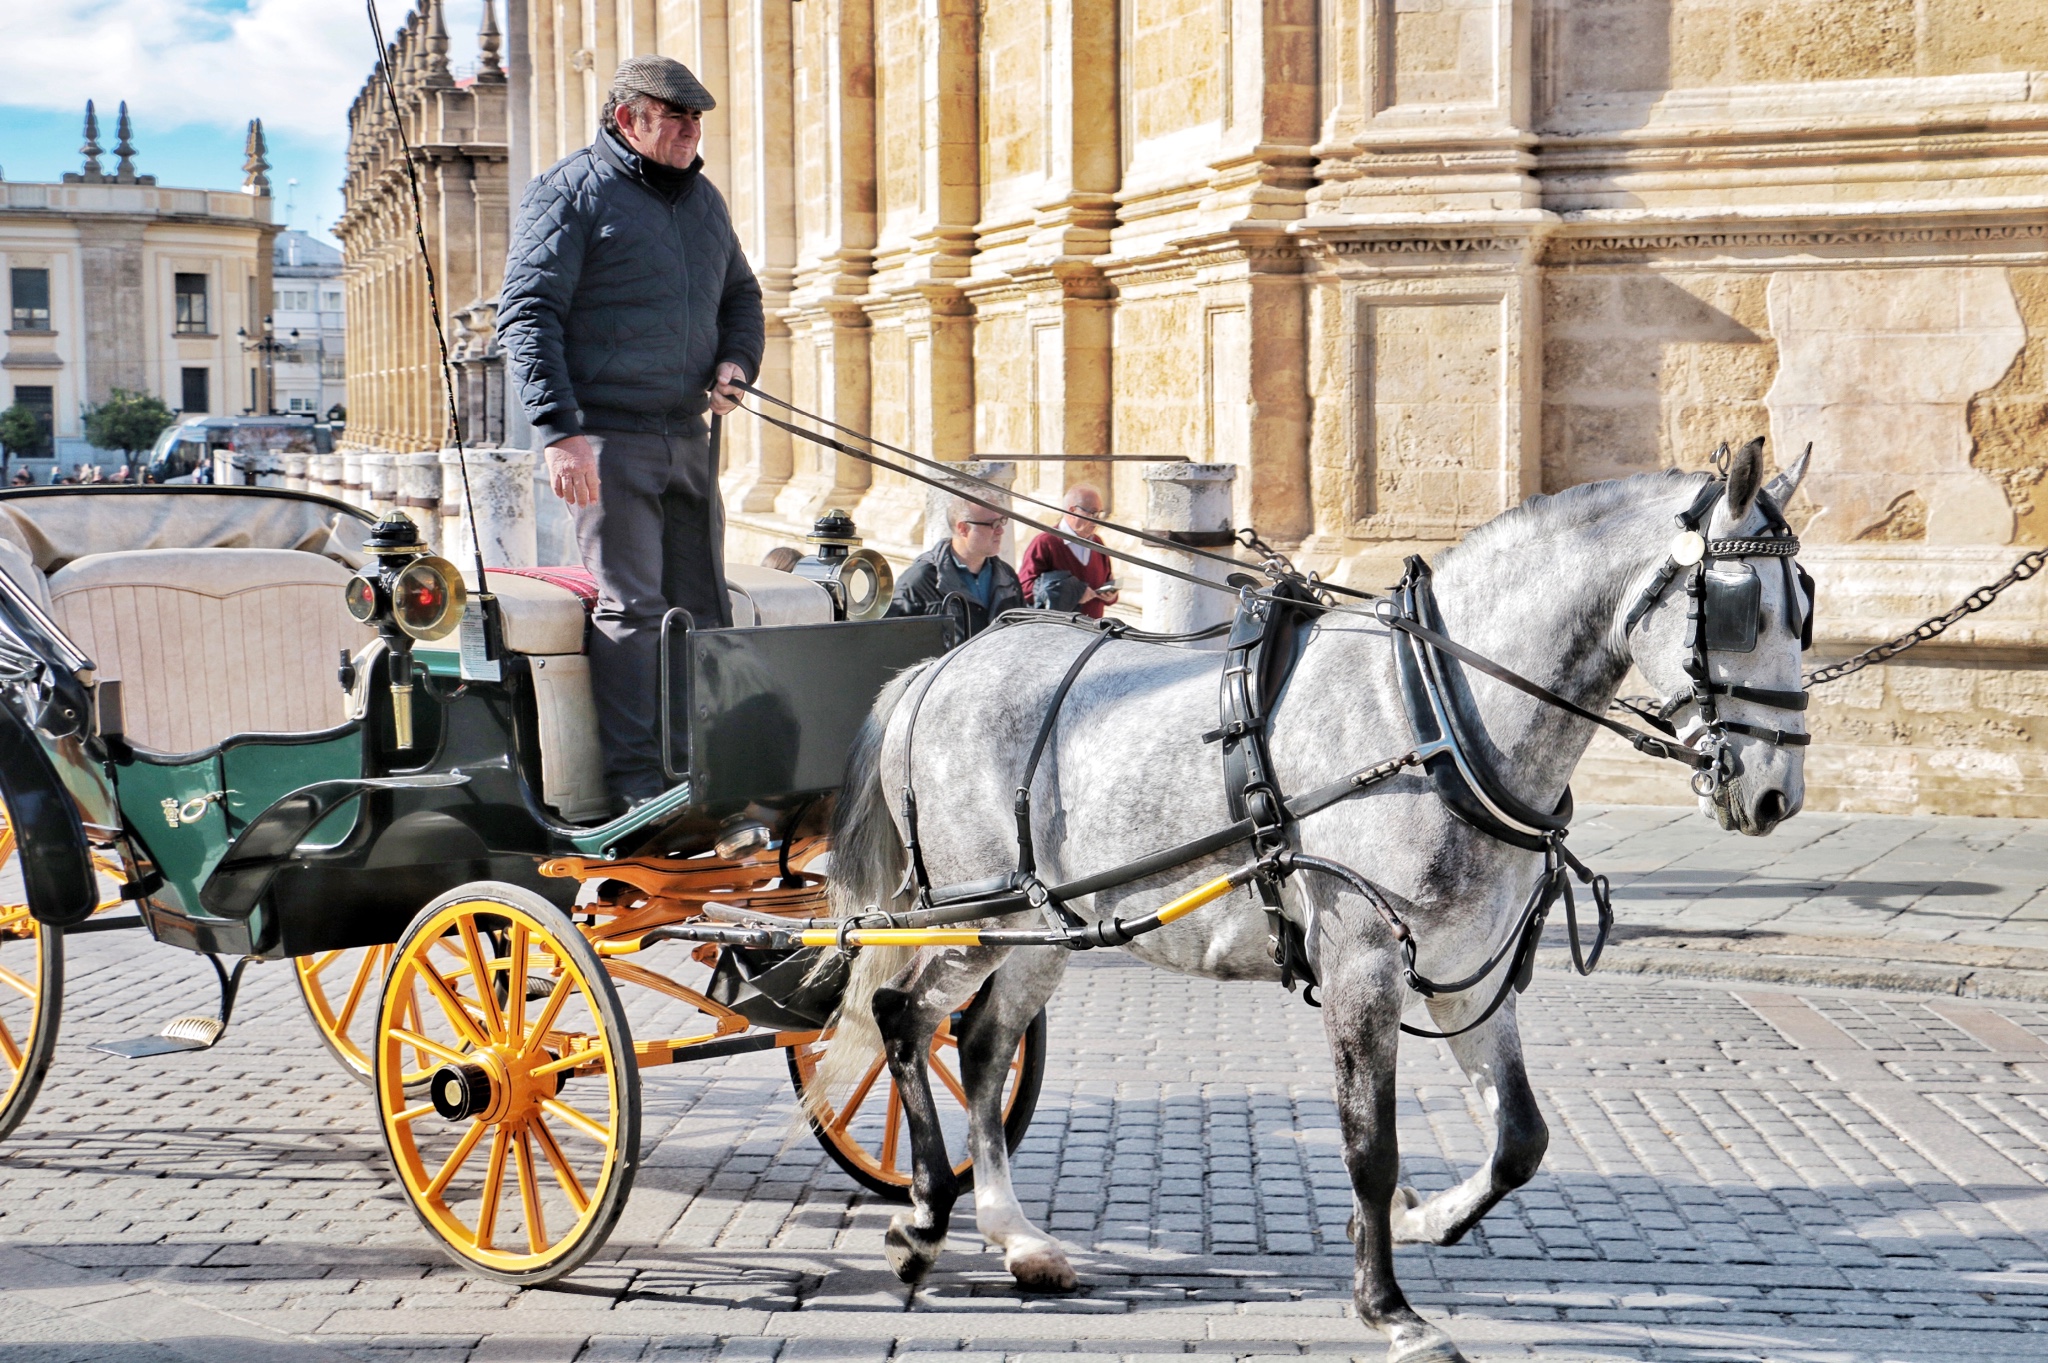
top-left (1725, 436), bottom-right (1765, 520)
top-left (1764, 443), bottom-right (1810, 507)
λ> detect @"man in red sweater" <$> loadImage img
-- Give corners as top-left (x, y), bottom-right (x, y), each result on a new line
top-left (1019, 483), bottom-right (1118, 619)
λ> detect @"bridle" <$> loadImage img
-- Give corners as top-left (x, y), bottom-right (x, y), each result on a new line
top-left (1617, 477), bottom-right (1814, 798)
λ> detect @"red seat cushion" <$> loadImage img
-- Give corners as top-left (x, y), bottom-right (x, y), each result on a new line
top-left (493, 565), bottom-right (599, 611)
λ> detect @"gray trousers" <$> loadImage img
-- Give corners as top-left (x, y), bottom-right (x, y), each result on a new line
top-left (574, 424), bottom-right (730, 802)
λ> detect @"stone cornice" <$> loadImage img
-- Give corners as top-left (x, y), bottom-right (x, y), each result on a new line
top-left (1546, 216), bottom-right (2048, 259)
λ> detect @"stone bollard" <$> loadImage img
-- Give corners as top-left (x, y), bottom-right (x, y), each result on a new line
top-left (396, 452), bottom-right (443, 553)
top-left (340, 452), bottom-right (367, 509)
top-left (281, 451), bottom-right (309, 491)
top-left (440, 448), bottom-right (537, 569)
top-left (1142, 462), bottom-right (1238, 645)
top-left (363, 452), bottom-right (398, 519)
top-left (921, 461), bottom-right (1019, 563)
top-left (307, 451), bottom-right (343, 502)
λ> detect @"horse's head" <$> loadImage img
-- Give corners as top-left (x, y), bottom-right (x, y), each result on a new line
top-left (1623, 439), bottom-right (1811, 835)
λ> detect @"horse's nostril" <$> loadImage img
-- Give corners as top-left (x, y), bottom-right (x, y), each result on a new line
top-left (1757, 790), bottom-right (1790, 827)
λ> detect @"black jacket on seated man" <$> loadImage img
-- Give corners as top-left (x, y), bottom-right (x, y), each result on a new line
top-left (886, 538), bottom-right (1024, 638)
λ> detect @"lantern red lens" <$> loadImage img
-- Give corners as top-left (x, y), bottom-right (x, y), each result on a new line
top-left (344, 574), bottom-right (378, 623)
top-left (390, 557), bottom-right (466, 640)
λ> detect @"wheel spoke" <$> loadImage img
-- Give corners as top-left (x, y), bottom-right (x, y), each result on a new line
top-left (387, 1027), bottom-right (470, 1067)
top-left (474, 1125), bottom-right (510, 1251)
top-left (829, 1053), bottom-right (887, 1135)
top-left (928, 1049), bottom-right (971, 1110)
top-left (507, 922), bottom-right (529, 1040)
top-left (458, 918), bottom-right (506, 1042)
top-left (880, 1084), bottom-right (903, 1175)
top-left (0, 1014), bottom-right (21, 1071)
top-left (0, 965), bottom-right (37, 1000)
top-left (425, 1119), bottom-right (488, 1199)
top-left (521, 967), bottom-right (576, 1054)
top-left (530, 1114), bottom-right (590, 1214)
top-left (514, 1127), bottom-right (548, 1253)
top-left (305, 949), bottom-right (344, 974)
top-left (335, 947), bottom-right (381, 1034)
top-left (528, 1047), bottom-right (600, 1081)
top-left (538, 1096), bottom-right (611, 1146)
top-left (411, 960), bottom-right (493, 1051)
top-left (392, 1100), bottom-right (437, 1124)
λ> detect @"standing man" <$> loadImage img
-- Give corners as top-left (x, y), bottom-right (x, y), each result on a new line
top-left (499, 56), bottom-right (765, 815)
top-left (1018, 483), bottom-right (1117, 619)
top-left (886, 495), bottom-right (1024, 638)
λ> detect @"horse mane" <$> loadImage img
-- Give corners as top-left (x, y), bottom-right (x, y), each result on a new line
top-left (1441, 466), bottom-right (1710, 565)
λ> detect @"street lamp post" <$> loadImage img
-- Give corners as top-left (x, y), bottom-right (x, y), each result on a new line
top-left (237, 315), bottom-right (299, 416)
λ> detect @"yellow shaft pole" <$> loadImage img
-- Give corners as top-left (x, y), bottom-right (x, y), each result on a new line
top-left (793, 870), bottom-right (1242, 950)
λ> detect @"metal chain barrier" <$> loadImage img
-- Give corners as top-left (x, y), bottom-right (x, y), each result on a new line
top-left (1805, 545), bottom-right (2048, 688)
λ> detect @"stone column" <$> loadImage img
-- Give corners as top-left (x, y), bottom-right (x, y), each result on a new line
top-left (397, 450), bottom-right (443, 551)
top-left (282, 451), bottom-right (309, 491)
top-left (1142, 463), bottom-right (1238, 644)
top-left (307, 450), bottom-right (344, 502)
top-left (441, 447), bottom-right (536, 568)
top-left (364, 451), bottom-right (399, 518)
top-left (341, 451), bottom-right (367, 508)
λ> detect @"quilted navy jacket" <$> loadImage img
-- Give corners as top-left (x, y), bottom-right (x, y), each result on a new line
top-left (499, 129), bottom-right (764, 447)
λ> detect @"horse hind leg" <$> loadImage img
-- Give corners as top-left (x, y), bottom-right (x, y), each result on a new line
top-left (871, 946), bottom-right (1007, 1284)
top-left (953, 947), bottom-right (1075, 1292)
top-left (1388, 998), bottom-right (1547, 1248)
top-left (1324, 952), bottom-right (1469, 1363)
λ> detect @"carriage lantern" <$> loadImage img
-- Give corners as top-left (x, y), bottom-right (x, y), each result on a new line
top-left (343, 512), bottom-right (467, 750)
top-left (794, 509), bottom-right (893, 621)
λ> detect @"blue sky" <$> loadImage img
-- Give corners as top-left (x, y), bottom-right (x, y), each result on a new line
top-left (0, 0), bottom-right (485, 248)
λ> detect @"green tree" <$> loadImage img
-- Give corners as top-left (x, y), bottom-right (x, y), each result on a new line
top-left (82, 388), bottom-right (176, 459)
top-left (0, 404), bottom-right (46, 472)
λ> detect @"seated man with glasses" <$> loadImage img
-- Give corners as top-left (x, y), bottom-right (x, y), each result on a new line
top-left (885, 494), bottom-right (1024, 637)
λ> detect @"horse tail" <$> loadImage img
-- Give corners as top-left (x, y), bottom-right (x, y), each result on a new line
top-left (800, 660), bottom-right (928, 1123)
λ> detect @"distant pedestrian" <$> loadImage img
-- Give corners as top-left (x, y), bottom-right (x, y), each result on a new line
top-left (1019, 482), bottom-right (1117, 619)
top-left (886, 495), bottom-right (1023, 638)
top-left (9, 469), bottom-right (31, 488)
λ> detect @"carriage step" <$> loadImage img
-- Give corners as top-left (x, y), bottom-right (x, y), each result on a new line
top-left (92, 955), bottom-right (250, 1060)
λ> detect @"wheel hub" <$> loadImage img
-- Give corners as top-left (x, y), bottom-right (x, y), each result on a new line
top-left (430, 1062), bottom-right (495, 1121)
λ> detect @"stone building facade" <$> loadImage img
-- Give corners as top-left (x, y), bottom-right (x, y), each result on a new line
top-left (344, 0), bottom-right (2048, 816)
top-left (0, 102), bottom-right (277, 466)
top-left (335, 0), bottom-right (510, 453)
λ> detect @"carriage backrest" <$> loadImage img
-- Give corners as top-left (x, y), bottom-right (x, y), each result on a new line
top-left (48, 548), bottom-right (369, 755)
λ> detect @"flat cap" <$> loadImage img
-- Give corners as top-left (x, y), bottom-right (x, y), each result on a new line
top-left (610, 55), bottom-right (716, 112)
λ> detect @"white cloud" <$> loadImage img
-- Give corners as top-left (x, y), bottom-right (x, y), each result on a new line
top-left (0, 0), bottom-right (485, 140)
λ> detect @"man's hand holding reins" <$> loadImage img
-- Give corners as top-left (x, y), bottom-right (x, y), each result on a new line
top-left (546, 436), bottom-right (601, 506)
top-left (710, 361), bottom-right (745, 415)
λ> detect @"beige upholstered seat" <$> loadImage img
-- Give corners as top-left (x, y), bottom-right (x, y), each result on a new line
top-left (49, 548), bottom-right (371, 755)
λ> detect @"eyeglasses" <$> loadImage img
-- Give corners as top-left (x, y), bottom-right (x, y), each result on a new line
top-left (963, 517), bottom-right (1007, 530)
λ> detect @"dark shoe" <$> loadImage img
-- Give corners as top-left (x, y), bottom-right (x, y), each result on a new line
top-left (608, 792), bottom-right (657, 820)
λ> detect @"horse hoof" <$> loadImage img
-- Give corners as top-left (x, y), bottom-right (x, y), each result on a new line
top-left (1386, 1326), bottom-right (1468, 1363)
top-left (1005, 1243), bottom-right (1077, 1293)
top-left (884, 1215), bottom-right (942, 1284)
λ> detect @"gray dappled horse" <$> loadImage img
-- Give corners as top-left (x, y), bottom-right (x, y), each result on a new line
top-left (808, 444), bottom-right (1809, 1362)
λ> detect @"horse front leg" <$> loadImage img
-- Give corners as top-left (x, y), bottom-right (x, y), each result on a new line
top-left (954, 946), bottom-right (1075, 1291)
top-left (871, 945), bottom-right (1005, 1284)
top-left (1324, 946), bottom-right (1468, 1363)
top-left (1389, 995), bottom-right (1548, 1247)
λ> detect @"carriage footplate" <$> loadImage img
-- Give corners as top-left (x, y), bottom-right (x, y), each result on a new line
top-left (94, 954), bottom-right (253, 1058)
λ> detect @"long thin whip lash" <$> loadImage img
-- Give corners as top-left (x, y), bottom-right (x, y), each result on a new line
top-left (363, 0), bottom-right (490, 592)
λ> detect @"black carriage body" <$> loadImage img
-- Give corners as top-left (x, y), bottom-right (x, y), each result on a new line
top-left (0, 486), bottom-right (944, 960)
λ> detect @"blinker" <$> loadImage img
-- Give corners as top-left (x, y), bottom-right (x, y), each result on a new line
top-left (1701, 564), bottom-right (1761, 653)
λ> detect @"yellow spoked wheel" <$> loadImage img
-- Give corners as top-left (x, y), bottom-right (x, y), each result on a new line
top-left (375, 883), bottom-right (640, 1285)
top-left (295, 944), bottom-right (438, 1091)
top-left (0, 801), bottom-right (60, 1144)
top-left (788, 1006), bottom-right (1047, 1203)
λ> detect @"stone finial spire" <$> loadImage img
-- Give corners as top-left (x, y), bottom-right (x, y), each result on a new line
top-left (113, 101), bottom-right (137, 182)
top-left (78, 100), bottom-right (104, 182)
top-left (477, 0), bottom-right (505, 83)
top-left (423, 0), bottom-right (452, 85)
top-left (242, 118), bottom-right (271, 196)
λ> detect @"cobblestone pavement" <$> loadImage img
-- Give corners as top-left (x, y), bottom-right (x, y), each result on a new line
top-left (6, 900), bottom-right (2048, 1363)
top-left (1561, 806), bottom-right (2048, 1000)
